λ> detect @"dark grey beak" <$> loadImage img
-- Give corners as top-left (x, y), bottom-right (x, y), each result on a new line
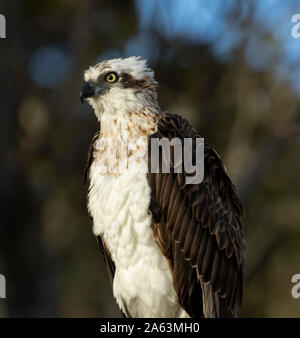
top-left (80, 82), bottom-right (96, 103)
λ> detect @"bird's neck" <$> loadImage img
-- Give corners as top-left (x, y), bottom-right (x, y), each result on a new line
top-left (99, 105), bottom-right (159, 140)
top-left (93, 107), bottom-right (159, 176)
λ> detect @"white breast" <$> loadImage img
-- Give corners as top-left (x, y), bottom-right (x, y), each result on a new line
top-left (87, 143), bottom-right (187, 317)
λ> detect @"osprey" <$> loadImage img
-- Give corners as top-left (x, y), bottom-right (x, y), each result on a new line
top-left (81, 56), bottom-right (245, 318)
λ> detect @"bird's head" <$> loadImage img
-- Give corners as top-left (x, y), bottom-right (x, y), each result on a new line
top-left (80, 56), bottom-right (159, 120)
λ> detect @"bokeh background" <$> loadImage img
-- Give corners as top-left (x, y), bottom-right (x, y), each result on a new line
top-left (1, 0), bottom-right (300, 317)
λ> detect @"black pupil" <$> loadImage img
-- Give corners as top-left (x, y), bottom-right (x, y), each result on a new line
top-left (108, 74), bottom-right (114, 81)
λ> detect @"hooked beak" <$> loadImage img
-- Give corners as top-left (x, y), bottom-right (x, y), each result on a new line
top-left (80, 82), bottom-right (107, 103)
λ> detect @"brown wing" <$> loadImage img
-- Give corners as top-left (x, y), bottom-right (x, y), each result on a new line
top-left (95, 235), bottom-right (116, 287)
top-left (147, 112), bottom-right (245, 318)
top-left (84, 131), bottom-right (128, 317)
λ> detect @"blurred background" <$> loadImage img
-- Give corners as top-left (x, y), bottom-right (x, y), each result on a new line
top-left (0, 0), bottom-right (300, 318)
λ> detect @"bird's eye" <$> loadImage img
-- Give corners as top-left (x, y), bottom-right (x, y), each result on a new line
top-left (105, 72), bottom-right (118, 83)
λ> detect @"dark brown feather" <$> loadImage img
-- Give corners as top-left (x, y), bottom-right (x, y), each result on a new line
top-left (147, 112), bottom-right (245, 318)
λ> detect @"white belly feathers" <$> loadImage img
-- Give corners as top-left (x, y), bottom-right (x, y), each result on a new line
top-left (87, 147), bottom-right (187, 317)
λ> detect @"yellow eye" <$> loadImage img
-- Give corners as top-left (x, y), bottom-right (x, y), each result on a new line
top-left (105, 72), bottom-right (118, 83)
